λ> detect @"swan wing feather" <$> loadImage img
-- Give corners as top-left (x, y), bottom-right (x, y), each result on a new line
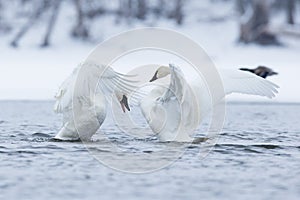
top-left (220, 68), bottom-right (279, 98)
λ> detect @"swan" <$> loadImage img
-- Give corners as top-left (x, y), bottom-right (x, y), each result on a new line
top-left (53, 62), bottom-right (133, 141)
top-left (140, 64), bottom-right (279, 142)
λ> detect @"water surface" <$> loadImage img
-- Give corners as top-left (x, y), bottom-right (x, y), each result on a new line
top-left (0, 101), bottom-right (299, 200)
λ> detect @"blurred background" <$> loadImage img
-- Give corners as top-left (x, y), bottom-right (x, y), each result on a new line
top-left (0, 0), bottom-right (299, 101)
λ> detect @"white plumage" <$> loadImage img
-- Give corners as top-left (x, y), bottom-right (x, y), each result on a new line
top-left (54, 62), bottom-right (134, 141)
top-left (141, 64), bottom-right (279, 142)
top-left (220, 68), bottom-right (278, 98)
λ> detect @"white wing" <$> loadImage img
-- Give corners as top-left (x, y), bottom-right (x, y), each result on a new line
top-left (53, 68), bottom-right (78, 114)
top-left (219, 68), bottom-right (279, 98)
top-left (161, 64), bottom-right (185, 102)
top-left (54, 62), bottom-right (138, 117)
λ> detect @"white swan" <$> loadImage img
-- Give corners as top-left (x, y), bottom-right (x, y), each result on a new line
top-left (140, 64), bottom-right (279, 142)
top-left (54, 62), bottom-right (133, 141)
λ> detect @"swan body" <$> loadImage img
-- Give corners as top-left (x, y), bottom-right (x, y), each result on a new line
top-left (141, 64), bottom-right (279, 142)
top-left (54, 62), bottom-right (132, 141)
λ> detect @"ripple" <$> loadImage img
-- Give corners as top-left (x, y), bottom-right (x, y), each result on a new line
top-left (13, 131), bottom-right (26, 136)
top-left (243, 148), bottom-right (263, 154)
top-left (88, 147), bottom-right (111, 153)
top-left (216, 143), bottom-right (284, 149)
top-left (16, 150), bottom-right (39, 154)
top-left (213, 143), bottom-right (289, 155)
top-left (143, 150), bottom-right (153, 154)
top-left (252, 144), bottom-right (283, 150)
top-left (30, 145), bottom-right (65, 150)
top-left (31, 132), bottom-right (52, 138)
top-left (0, 150), bottom-right (43, 155)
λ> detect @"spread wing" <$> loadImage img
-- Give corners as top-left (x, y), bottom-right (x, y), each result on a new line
top-left (219, 68), bottom-right (279, 98)
top-left (54, 62), bottom-right (139, 123)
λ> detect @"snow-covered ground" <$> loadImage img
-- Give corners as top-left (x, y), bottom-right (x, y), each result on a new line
top-left (0, 0), bottom-right (299, 102)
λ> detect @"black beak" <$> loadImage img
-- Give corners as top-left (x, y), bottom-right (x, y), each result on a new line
top-left (120, 95), bottom-right (130, 113)
top-left (149, 71), bottom-right (158, 82)
top-left (239, 68), bottom-right (255, 73)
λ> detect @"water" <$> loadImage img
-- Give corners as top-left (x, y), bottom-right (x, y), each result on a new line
top-left (0, 101), bottom-right (299, 200)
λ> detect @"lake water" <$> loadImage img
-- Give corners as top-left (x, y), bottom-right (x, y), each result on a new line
top-left (0, 101), bottom-right (299, 200)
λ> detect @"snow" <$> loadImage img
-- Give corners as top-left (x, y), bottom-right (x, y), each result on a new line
top-left (0, 0), bottom-right (299, 102)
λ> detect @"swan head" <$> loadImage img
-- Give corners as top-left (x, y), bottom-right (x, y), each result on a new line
top-left (150, 66), bottom-right (171, 82)
top-left (115, 91), bottom-right (130, 113)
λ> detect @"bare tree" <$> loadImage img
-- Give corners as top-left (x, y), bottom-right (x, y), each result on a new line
top-left (115, 0), bottom-right (133, 24)
top-left (0, 1), bottom-right (2, 21)
top-left (72, 0), bottom-right (89, 40)
top-left (287, 0), bottom-right (295, 25)
top-left (41, 0), bottom-right (62, 47)
top-left (236, 0), bottom-right (246, 15)
top-left (153, 0), bottom-right (165, 18)
top-left (115, 0), bottom-right (124, 24)
top-left (169, 0), bottom-right (183, 25)
top-left (10, 0), bottom-right (51, 47)
top-left (0, 0), bottom-right (3, 31)
top-left (136, 0), bottom-right (147, 20)
top-left (239, 0), bottom-right (280, 45)
top-left (125, 0), bottom-right (133, 24)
